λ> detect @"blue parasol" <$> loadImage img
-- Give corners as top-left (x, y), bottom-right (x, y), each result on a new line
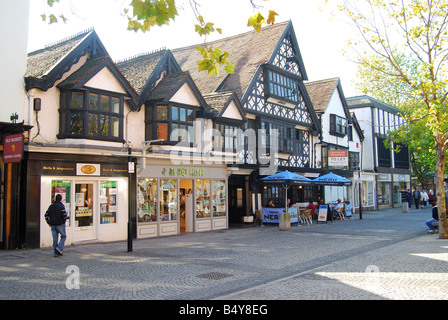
top-left (261, 171), bottom-right (313, 209)
top-left (312, 172), bottom-right (352, 186)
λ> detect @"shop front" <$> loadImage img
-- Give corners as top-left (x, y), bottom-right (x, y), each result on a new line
top-left (26, 154), bottom-right (130, 248)
top-left (137, 160), bottom-right (228, 238)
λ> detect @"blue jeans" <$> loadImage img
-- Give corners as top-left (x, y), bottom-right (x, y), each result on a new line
top-left (425, 218), bottom-right (438, 231)
top-left (51, 224), bottom-right (66, 255)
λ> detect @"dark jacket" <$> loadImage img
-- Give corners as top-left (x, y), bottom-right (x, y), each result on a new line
top-left (45, 201), bottom-right (67, 226)
top-left (432, 205), bottom-right (439, 221)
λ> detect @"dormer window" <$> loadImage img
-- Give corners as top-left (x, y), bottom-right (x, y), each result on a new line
top-left (145, 104), bottom-right (196, 144)
top-left (58, 90), bottom-right (124, 141)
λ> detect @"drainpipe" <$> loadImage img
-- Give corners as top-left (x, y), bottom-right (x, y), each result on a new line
top-left (27, 89), bottom-right (35, 126)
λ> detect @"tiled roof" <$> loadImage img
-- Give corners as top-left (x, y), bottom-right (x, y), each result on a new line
top-left (57, 55), bottom-right (109, 88)
top-left (116, 49), bottom-right (168, 94)
top-left (172, 21), bottom-right (289, 98)
top-left (148, 72), bottom-right (190, 101)
top-left (203, 91), bottom-right (235, 112)
top-left (304, 77), bottom-right (340, 113)
top-left (26, 29), bottom-right (93, 78)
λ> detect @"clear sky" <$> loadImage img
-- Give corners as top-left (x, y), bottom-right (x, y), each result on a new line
top-left (27, 0), bottom-right (361, 97)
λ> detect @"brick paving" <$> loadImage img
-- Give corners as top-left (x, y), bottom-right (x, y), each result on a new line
top-left (0, 206), bottom-right (447, 302)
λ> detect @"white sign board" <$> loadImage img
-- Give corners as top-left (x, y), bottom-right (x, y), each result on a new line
top-left (318, 205), bottom-right (328, 222)
top-left (328, 150), bottom-right (348, 167)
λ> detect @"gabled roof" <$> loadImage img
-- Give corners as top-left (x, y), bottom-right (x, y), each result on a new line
top-left (57, 55), bottom-right (139, 110)
top-left (147, 71), bottom-right (207, 109)
top-left (117, 49), bottom-right (182, 108)
top-left (203, 91), bottom-right (247, 124)
top-left (25, 29), bottom-right (109, 91)
top-left (172, 21), bottom-right (292, 98)
top-left (351, 112), bottom-right (365, 142)
top-left (305, 77), bottom-right (352, 122)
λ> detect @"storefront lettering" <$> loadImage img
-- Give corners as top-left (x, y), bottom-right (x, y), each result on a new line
top-left (162, 167), bottom-right (205, 177)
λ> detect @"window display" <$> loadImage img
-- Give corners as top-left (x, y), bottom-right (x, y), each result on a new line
top-left (51, 181), bottom-right (71, 226)
top-left (196, 179), bottom-right (210, 218)
top-left (137, 179), bottom-right (158, 223)
top-left (160, 179), bottom-right (178, 221)
top-left (100, 181), bottom-right (117, 224)
top-left (213, 180), bottom-right (226, 217)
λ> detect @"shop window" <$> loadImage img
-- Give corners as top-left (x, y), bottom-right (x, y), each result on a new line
top-left (137, 179), bottom-right (158, 223)
top-left (213, 180), bottom-right (226, 217)
top-left (196, 179), bottom-right (211, 218)
top-left (51, 181), bottom-right (71, 227)
top-left (100, 181), bottom-right (117, 224)
top-left (59, 90), bottom-right (124, 142)
top-left (160, 179), bottom-right (178, 221)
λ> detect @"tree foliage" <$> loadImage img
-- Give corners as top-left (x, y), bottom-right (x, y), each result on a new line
top-left (340, 0), bottom-right (448, 238)
top-left (42, 0), bottom-right (278, 77)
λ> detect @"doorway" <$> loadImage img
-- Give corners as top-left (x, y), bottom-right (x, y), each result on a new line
top-left (179, 180), bottom-right (193, 233)
top-left (74, 182), bottom-right (96, 241)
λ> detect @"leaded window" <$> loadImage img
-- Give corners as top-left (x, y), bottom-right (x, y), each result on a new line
top-left (59, 90), bottom-right (124, 141)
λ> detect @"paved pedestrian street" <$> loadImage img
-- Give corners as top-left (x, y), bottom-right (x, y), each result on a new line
top-left (1, 207), bottom-right (447, 306)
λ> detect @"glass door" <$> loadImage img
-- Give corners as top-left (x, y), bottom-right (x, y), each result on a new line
top-left (74, 182), bottom-right (96, 241)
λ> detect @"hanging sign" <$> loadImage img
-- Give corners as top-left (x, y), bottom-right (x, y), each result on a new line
top-left (3, 133), bottom-right (24, 163)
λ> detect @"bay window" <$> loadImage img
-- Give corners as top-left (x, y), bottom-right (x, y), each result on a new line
top-left (59, 90), bottom-right (124, 141)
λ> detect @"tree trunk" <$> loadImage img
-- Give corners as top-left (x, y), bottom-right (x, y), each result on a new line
top-left (435, 146), bottom-right (448, 239)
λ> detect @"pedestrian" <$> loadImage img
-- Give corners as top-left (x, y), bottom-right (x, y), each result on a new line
top-left (45, 194), bottom-right (68, 257)
top-left (413, 188), bottom-right (421, 209)
top-left (407, 189), bottom-right (412, 208)
top-left (425, 201), bottom-right (439, 234)
top-left (420, 189), bottom-right (429, 209)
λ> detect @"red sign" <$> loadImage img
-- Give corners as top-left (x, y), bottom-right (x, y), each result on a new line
top-left (3, 133), bottom-right (24, 163)
top-left (328, 150), bottom-right (348, 157)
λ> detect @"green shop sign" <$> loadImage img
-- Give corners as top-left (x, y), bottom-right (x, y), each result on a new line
top-left (161, 167), bottom-right (205, 177)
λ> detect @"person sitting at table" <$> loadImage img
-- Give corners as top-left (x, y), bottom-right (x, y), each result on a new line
top-left (334, 199), bottom-right (344, 219)
top-left (266, 199), bottom-right (275, 208)
top-left (309, 201), bottom-right (317, 219)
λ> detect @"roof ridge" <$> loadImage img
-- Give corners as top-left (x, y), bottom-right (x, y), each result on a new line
top-left (172, 20), bottom-right (289, 52)
top-left (28, 28), bottom-right (94, 56)
top-left (44, 28), bottom-right (94, 49)
top-left (306, 77), bottom-right (340, 85)
top-left (115, 47), bottom-right (167, 64)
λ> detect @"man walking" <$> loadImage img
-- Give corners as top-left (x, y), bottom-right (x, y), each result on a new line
top-left (413, 188), bottom-right (421, 209)
top-left (45, 194), bottom-right (68, 256)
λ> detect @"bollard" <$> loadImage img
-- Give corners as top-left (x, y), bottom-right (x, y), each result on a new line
top-left (402, 202), bottom-right (409, 213)
top-left (279, 212), bottom-right (290, 231)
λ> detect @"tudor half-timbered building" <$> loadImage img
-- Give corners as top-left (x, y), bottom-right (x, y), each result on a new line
top-left (173, 21), bottom-right (321, 222)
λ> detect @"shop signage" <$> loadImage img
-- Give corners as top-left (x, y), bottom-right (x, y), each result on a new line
top-left (328, 150), bottom-right (348, 167)
top-left (262, 207), bottom-right (298, 224)
top-left (162, 167), bottom-right (206, 177)
top-left (42, 162), bottom-right (128, 177)
top-left (77, 163), bottom-right (101, 176)
top-left (3, 133), bottom-right (24, 163)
